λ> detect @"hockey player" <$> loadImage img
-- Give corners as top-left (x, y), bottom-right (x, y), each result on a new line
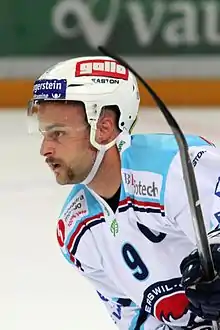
top-left (28, 56), bottom-right (220, 329)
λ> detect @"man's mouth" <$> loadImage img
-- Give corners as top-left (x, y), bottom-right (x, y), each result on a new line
top-left (47, 161), bottom-right (61, 171)
top-left (51, 163), bottom-right (61, 170)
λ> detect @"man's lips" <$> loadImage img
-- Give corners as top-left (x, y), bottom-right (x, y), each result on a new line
top-left (46, 159), bottom-right (61, 171)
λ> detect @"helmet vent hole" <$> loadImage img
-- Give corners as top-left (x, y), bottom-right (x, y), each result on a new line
top-left (93, 104), bottom-right (98, 114)
top-left (121, 122), bottom-right (125, 127)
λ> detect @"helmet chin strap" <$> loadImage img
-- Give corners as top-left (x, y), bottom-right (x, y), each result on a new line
top-left (80, 121), bottom-right (117, 185)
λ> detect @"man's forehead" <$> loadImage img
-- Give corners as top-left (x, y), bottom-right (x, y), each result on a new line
top-left (38, 102), bottom-right (82, 124)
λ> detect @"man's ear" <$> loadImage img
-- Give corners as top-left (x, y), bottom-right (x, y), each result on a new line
top-left (95, 113), bottom-right (115, 144)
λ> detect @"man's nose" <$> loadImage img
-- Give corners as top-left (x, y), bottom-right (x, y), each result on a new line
top-left (40, 138), bottom-right (55, 157)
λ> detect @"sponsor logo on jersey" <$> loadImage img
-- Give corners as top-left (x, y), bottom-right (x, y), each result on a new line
top-left (75, 59), bottom-right (129, 80)
top-left (57, 219), bottom-right (65, 247)
top-left (192, 150), bottom-right (207, 167)
top-left (143, 278), bottom-right (189, 324)
top-left (110, 219), bottom-right (119, 236)
top-left (122, 170), bottom-right (162, 200)
top-left (62, 189), bottom-right (89, 228)
top-left (33, 79), bottom-right (67, 100)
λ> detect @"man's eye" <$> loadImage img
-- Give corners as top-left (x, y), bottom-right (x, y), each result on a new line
top-left (50, 131), bottom-right (65, 139)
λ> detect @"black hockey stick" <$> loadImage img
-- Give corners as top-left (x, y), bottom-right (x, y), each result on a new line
top-left (98, 46), bottom-right (219, 330)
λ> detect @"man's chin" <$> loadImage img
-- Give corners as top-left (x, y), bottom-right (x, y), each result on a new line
top-left (54, 172), bottom-right (69, 185)
top-left (56, 178), bottom-right (66, 185)
top-left (53, 169), bottom-right (85, 185)
top-left (55, 173), bottom-right (76, 185)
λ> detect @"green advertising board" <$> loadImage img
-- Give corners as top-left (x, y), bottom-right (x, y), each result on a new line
top-left (2, 0), bottom-right (220, 56)
top-left (1, 0), bottom-right (220, 79)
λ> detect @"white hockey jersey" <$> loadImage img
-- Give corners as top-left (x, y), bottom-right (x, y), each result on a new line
top-left (56, 133), bottom-right (220, 329)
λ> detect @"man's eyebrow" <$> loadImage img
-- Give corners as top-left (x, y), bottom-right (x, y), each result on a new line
top-left (41, 123), bottom-right (67, 131)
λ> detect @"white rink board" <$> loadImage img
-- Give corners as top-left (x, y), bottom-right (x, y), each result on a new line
top-left (1, 107), bottom-right (220, 330)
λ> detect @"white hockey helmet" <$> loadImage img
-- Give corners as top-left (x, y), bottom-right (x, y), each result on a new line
top-left (28, 56), bottom-right (140, 184)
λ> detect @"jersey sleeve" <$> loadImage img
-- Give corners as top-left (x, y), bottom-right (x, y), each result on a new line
top-left (96, 291), bottom-right (173, 330)
top-left (165, 145), bottom-right (220, 243)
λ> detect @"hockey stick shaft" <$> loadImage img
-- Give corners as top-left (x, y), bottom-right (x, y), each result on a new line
top-left (98, 46), bottom-right (219, 330)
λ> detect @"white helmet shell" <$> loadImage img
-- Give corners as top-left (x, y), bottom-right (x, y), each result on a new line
top-left (33, 56), bottom-right (140, 137)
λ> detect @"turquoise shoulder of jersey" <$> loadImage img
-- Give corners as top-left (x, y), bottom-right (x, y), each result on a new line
top-left (119, 134), bottom-right (211, 217)
top-left (56, 184), bottom-right (105, 261)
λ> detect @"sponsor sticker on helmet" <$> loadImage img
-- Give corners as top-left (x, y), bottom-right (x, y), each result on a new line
top-left (33, 79), bottom-right (67, 100)
top-left (75, 59), bottom-right (129, 80)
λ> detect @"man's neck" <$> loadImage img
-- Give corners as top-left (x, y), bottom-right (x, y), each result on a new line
top-left (88, 146), bottom-right (121, 199)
